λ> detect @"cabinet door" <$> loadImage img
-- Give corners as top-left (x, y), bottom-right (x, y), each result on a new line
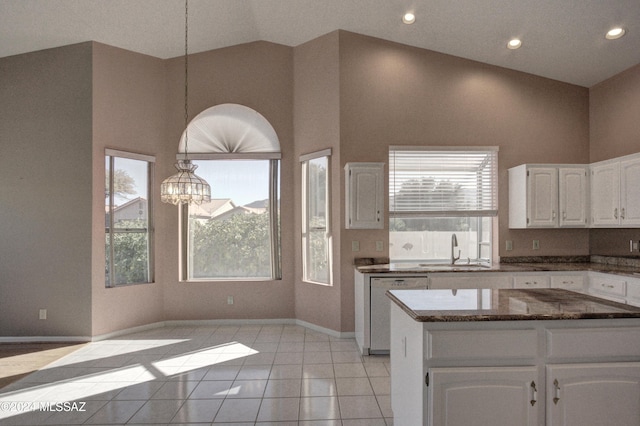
top-left (559, 167), bottom-right (588, 227)
top-left (527, 168), bottom-right (558, 227)
top-left (591, 162), bottom-right (620, 226)
top-left (620, 158), bottom-right (640, 226)
top-left (345, 163), bottom-right (384, 229)
top-left (430, 366), bottom-right (539, 426)
top-left (547, 363), bottom-right (640, 426)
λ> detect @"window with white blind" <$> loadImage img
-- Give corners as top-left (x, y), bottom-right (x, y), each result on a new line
top-left (388, 146), bottom-right (498, 264)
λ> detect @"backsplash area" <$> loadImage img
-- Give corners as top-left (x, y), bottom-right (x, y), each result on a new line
top-left (501, 255), bottom-right (640, 268)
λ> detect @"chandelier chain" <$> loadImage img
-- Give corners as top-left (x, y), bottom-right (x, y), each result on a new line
top-left (184, 0), bottom-right (189, 155)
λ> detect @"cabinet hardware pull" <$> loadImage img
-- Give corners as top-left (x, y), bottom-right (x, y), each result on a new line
top-left (553, 379), bottom-right (560, 405)
top-left (622, 208), bottom-right (626, 219)
top-left (530, 381), bottom-right (537, 406)
top-left (615, 208), bottom-right (619, 219)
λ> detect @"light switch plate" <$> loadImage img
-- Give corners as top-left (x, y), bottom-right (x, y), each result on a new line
top-left (352, 241), bottom-right (360, 252)
top-left (375, 241), bottom-right (384, 251)
top-left (506, 240), bottom-right (513, 251)
top-left (533, 240), bottom-right (540, 250)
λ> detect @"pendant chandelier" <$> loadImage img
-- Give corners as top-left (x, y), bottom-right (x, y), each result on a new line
top-left (161, 0), bottom-right (211, 205)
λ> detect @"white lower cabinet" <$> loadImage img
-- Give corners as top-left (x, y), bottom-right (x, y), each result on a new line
top-left (430, 366), bottom-right (539, 426)
top-left (546, 363), bottom-right (640, 426)
top-left (390, 301), bottom-right (640, 426)
top-left (429, 363), bottom-right (640, 426)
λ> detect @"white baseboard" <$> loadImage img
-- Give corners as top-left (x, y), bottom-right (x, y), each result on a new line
top-left (0, 336), bottom-right (91, 343)
top-left (1, 319), bottom-right (355, 343)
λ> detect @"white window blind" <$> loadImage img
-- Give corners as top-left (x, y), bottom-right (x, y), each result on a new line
top-left (389, 147), bottom-right (498, 216)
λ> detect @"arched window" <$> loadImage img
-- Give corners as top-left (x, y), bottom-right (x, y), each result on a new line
top-left (178, 104), bottom-right (281, 281)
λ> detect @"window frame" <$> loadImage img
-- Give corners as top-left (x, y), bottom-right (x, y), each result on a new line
top-left (300, 149), bottom-right (332, 285)
top-left (179, 153), bottom-right (282, 282)
top-left (105, 149), bottom-right (155, 287)
top-left (388, 146), bottom-right (498, 265)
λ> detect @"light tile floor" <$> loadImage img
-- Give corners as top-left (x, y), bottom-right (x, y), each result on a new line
top-left (0, 324), bottom-right (392, 425)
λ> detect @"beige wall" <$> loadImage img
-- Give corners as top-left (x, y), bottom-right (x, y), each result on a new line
top-left (161, 41), bottom-right (297, 322)
top-left (589, 63), bottom-right (640, 256)
top-left (91, 43), bottom-right (166, 336)
top-left (0, 43), bottom-right (93, 337)
top-left (293, 32), bottom-right (343, 331)
top-left (332, 31), bottom-right (590, 331)
top-left (2, 31), bottom-right (639, 338)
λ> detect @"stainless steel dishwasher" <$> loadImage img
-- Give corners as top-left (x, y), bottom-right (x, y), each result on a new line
top-left (370, 276), bottom-right (429, 353)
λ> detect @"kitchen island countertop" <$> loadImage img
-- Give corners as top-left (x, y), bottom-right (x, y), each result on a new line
top-left (386, 288), bottom-right (640, 322)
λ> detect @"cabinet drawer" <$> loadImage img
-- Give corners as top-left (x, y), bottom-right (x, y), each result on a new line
top-left (589, 276), bottom-right (626, 300)
top-left (427, 329), bottom-right (538, 360)
top-left (550, 275), bottom-right (585, 291)
top-left (514, 275), bottom-right (550, 289)
top-left (547, 327), bottom-right (640, 358)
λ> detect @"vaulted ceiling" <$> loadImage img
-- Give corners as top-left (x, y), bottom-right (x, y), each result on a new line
top-left (1, 0), bottom-right (639, 87)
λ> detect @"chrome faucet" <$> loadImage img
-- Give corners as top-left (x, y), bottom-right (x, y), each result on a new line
top-left (451, 233), bottom-right (461, 265)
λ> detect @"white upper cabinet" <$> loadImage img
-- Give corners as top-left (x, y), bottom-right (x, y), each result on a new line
top-left (558, 167), bottom-right (590, 227)
top-left (620, 158), bottom-right (640, 226)
top-left (591, 154), bottom-right (640, 227)
top-left (345, 162), bottom-right (384, 229)
top-left (509, 165), bottom-right (588, 229)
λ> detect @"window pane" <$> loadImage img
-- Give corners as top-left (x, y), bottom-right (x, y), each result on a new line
top-left (187, 160), bottom-right (274, 279)
top-left (389, 216), bottom-right (490, 263)
top-left (303, 155), bottom-right (330, 284)
top-left (308, 157), bottom-right (327, 228)
top-left (105, 155), bottom-right (152, 286)
top-left (109, 231), bottom-right (150, 284)
top-left (307, 229), bottom-right (329, 283)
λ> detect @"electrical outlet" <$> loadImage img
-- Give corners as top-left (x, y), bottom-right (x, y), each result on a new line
top-left (39, 309), bottom-right (47, 320)
top-left (505, 240), bottom-right (513, 251)
top-left (375, 241), bottom-right (384, 251)
top-left (227, 296), bottom-right (234, 305)
top-left (533, 240), bottom-right (540, 250)
top-left (352, 241), bottom-right (360, 252)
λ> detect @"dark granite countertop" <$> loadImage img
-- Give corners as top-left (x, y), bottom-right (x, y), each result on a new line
top-left (356, 260), bottom-right (640, 278)
top-left (387, 288), bottom-right (640, 322)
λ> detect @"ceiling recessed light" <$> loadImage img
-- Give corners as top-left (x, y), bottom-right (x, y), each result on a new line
top-left (507, 39), bottom-right (522, 49)
top-left (402, 13), bottom-right (416, 25)
top-left (605, 27), bottom-right (626, 40)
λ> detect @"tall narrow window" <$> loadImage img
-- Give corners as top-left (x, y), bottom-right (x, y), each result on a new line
top-left (183, 158), bottom-right (281, 280)
top-left (388, 146), bottom-right (498, 264)
top-left (105, 149), bottom-right (155, 286)
top-left (301, 149), bottom-right (332, 285)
